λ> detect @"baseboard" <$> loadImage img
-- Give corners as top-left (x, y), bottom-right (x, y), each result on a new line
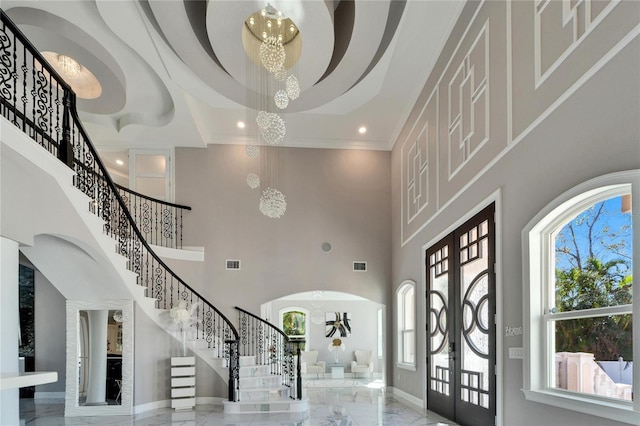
top-left (34, 391), bottom-right (65, 401)
top-left (388, 386), bottom-right (424, 410)
top-left (134, 399), bottom-right (170, 414)
top-left (133, 397), bottom-right (225, 414)
top-left (196, 397), bottom-right (225, 405)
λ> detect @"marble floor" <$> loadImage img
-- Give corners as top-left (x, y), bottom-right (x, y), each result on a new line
top-left (20, 386), bottom-right (459, 426)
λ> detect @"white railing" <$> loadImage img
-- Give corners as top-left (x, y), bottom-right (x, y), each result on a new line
top-left (555, 352), bottom-right (633, 401)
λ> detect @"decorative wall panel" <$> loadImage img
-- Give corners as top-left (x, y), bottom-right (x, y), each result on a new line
top-left (535, 0), bottom-right (618, 85)
top-left (447, 25), bottom-right (490, 179)
top-left (511, 0), bottom-right (637, 139)
top-left (401, 89), bottom-right (438, 239)
top-left (398, 0), bottom-right (638, 246)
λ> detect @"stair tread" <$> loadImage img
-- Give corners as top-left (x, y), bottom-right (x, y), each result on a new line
top-left (239, 374), bottom-right (283, 380)
top-left (239, 385), bottom-right (290, 391)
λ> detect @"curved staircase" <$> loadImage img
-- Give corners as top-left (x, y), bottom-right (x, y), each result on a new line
top-left (0, 9), bottom-right (305, 415)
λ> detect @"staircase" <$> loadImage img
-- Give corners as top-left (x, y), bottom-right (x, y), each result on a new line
top-left (223, 355), bottom-right (307, 414)
top-left (0, 9), bottom-right (304, 414)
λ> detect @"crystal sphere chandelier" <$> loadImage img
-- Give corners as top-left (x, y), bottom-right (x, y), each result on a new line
top-left (246, 173), bottom-right (260, 189)
top-left (242, 5), bottom-right (302, 219)
top-left (259, 187), bottom-right (287, 218)
top-left (286, 75), bottom-right (300, 100)
top-left (245, 144), bottom-right (259, 158)
top-left (274, 89), bottom-right (289, 109)
top-left (259, 36), bottom-right (285, 73)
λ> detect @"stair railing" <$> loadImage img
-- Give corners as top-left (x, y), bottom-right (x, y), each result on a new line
top-left (114, 183), bottom-right (191, 250)
top-left (235, 307), bottom-right (302, 400)
top-left (0, 10), bottom-right (239, 401)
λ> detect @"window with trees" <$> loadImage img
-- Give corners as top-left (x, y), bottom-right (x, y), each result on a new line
top-left (397, 280), bottom-right (416, 368)
top-left (523, 171), bottom-right (638, 423)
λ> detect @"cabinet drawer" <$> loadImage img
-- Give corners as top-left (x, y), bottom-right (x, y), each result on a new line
top-left (171, 376), bottom-right (196, 387)
top-left (171, 366), bottom-right (196, 376)
top-left (171, 387), bottom-right (195, 398)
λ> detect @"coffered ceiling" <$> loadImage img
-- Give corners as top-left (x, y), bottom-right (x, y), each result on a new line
top-left (2, 1), bottom-right (465, 152)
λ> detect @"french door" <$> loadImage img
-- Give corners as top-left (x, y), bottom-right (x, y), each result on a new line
top-left (426, 204), bottom-right (496, 426)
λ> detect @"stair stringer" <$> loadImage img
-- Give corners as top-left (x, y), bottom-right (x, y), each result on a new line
top-left (1, 118), bottom-right (231, 385)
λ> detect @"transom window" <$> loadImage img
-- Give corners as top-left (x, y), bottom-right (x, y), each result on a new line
top-left (397, 280), bottom-right (416, 368)
top-left (523, 171), bottom-right (638, 424)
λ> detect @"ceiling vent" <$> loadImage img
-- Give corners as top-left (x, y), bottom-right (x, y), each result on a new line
top-left (226, 259), bottom-right (241, 270)
top-left (353, 261), bottom-right (367, 272)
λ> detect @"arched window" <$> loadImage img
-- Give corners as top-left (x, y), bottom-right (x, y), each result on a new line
top-left (523, 170), bottom-right (638, 423)
top-left (397, 280), bottom-right (416, 368)
top-left (279, 308), bottom-right (308, 351)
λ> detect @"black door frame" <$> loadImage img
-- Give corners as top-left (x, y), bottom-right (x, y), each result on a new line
top-left (425, 203), bottom-right (496, 426)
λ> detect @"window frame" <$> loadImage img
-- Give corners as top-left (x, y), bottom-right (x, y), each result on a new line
top-left (522, 170), bottom-right (639, 424)
top-left (397, 280), bottom-right (416, 370)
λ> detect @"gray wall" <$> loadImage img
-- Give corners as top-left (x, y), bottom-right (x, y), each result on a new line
top-left (390, 1), bottom-right (639, 426)
top-left (174, 145), bottom-right (392, 319)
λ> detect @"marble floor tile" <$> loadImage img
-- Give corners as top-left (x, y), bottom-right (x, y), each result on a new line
top-left (20, 387), bottom-right (460, 426)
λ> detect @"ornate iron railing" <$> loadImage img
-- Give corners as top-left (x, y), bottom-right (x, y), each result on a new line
top-left (115, 184), bottom-right (191, 249)
top-left (235, 307), bottom-right (302, 400)
top-left (0, 10), bottom-right (239, 401)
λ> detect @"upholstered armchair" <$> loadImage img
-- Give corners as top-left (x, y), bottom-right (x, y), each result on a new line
top-left (300, 350), bottom-right (325, 379)
top-left (351, 350), bottom-right (374, 379)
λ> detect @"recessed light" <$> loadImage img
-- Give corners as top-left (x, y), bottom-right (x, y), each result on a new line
top-left (115, 159), bottom-right (124, 166)
top-left (358, 126), bottom-right (367, 134)
top-left (237, 121), bottom-right (246, 129)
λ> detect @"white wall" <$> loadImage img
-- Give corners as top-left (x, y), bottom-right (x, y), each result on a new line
top-left (267, 297), bottom-right (382, 374)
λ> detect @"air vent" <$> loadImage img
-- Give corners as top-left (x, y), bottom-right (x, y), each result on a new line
top-left (353, 261), bottom-right (367, 272)
top-left (226, 259), bottom-right (241, 270)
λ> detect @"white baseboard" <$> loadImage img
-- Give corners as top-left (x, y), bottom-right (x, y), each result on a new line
top-left (34, 391), bottom-right (65, 401)
top-left (133, 397), bottom-right (225, 414)
top-left (134, 399), bottom-right (170, 414)
top-left (196, 397), bottom-right (225, 405)
top-left (388, 386), bottom-right (424, 410)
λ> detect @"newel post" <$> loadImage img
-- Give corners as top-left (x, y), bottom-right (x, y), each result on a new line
top-left (227, 340), bottom-right (239, 402)
top-left (58, 89), bottom-right (74, 168)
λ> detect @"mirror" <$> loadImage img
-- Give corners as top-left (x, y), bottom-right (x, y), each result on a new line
top-left (65, 300), bottom-right (133, 416)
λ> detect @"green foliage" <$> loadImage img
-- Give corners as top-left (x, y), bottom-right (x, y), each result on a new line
top-left (282, 311), bottom-right (305, 336)
top-left (554, 197), bottom-right (633, 361)
top-left (555, 257), bottom-right (633, 360)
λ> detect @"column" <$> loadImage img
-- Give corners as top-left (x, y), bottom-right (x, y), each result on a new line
top-left (0, 237), bottom-right (20, 425)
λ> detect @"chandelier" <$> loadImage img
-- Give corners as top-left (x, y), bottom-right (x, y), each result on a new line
top-left (242, 5), bottom-right (301, 218)
top-left (57, 54), bottom-right (82, 79)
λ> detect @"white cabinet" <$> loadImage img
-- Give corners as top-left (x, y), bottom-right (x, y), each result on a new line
top-left (171, 357), bottom-right (195, 410)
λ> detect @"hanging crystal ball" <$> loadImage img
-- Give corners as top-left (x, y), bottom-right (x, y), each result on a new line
top-left (245, 144), bottom-right (259, 158)
top-left (286, 75), bottom-right (300, 100)
top-left (261, 114), bottom-right (286, 144)
top-left (246, 173), bottom-right (260, 189)
top-left (259, 187), bottom-right (287, 218)
top-left (274, 67), bottom-right (287, 82)
top-left (260, 36), bottom-right (285, 73)
top-left (256, 111), bottom-right (270, 130)
top-left (274, 90), bottom-right (289, 109)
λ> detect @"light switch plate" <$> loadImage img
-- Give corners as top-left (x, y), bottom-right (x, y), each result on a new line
top-left (509, 347), bottom-right (524, 359)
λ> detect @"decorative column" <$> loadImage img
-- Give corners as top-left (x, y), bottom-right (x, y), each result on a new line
top-left (85, 310), bottom-right (108, 405)
top-left (0, 238), bottom-right (20, 425)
